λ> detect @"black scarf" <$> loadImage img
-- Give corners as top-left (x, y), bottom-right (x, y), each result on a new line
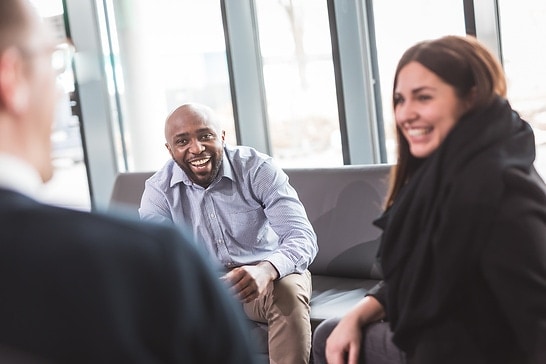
top-left (374, 97), bottom-right (535, 351)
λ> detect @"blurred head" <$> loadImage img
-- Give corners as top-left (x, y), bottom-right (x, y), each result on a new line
top-left (0, 0), bottom-right (61, 182)
top-left (393, 35), bottom-right (506, 160)
top-left (164, 103), bottom-right (225, 188)
top-left (386, 35), bottom-right (506, 206)
top-left (394, 61), bottom-right (472, 159)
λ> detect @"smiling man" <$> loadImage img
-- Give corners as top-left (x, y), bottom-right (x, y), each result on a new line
top-left (139, 103), bottom-right (318, 364)
top-left (163, 105), bottom-right (224, 188)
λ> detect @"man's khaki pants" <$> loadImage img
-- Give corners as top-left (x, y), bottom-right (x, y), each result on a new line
top-left (243, 270), bottom-right (312, 364)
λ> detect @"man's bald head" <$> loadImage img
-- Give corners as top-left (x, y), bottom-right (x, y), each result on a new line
top-left (164, 103), bottom-right (223, 141)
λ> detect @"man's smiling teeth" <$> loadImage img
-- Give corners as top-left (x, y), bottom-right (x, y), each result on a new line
top-left (190, 157), bottom-right (210, 167)
top-left (407, 127), bottom-right (432, 137)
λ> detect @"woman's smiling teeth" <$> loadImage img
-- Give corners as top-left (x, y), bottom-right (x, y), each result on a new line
top-left (407, 127), bottom-right (432, 137)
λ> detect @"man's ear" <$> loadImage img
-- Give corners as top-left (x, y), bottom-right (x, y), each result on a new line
top-left (0, 48), bottom-right (29, 115)
top-left (165, 142), bottom-right (174, 158)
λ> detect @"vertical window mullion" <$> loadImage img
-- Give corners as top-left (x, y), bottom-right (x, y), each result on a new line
top-left (471, 0), bottom-right (503, 63)
top-left (221, 0), bottom-right (271, 154)
top-left (329, 0), bottom-right (382, 165)
top-left (65, 0), bottom-right (118, 210)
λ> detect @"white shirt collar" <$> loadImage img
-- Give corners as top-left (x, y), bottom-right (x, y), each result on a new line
top-left (0, 153), bottom-right (43, 198)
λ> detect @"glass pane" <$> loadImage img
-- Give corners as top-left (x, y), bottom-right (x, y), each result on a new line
top-left (372, 0), bottom-right (466, 163)
top-left (255, 0), bottom-right (342, 167)
top-left (498, 0), bottom-right (546, 179)
top-left (33, 1), bottom-right (91, 211)
top-left (104, 0), bottom-right (235, 172)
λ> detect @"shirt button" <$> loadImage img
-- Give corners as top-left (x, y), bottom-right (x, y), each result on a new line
top-left (210, 213), bottom-right (215, 219)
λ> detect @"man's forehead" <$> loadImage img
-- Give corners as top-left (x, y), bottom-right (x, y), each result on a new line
top-left (166, 105), bottom-right (223, 138)
top-left (172, 112), bottom-right (218, 128)
top-left (173, 126), bottom-right (216, 137)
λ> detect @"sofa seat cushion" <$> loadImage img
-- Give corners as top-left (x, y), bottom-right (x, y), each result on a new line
top-left (310, 275), bottom-right (379, 329)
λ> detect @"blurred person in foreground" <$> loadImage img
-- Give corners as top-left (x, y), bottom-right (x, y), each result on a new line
top-left (312, 35), bottom-right (546, 364)
top-left (0, 0), bottom-right (257, 362)
top-left (139, 103), bottom-right (318, 364)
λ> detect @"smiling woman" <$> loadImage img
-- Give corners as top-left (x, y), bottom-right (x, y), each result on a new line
top-left (393, 62), bottom-right (469, 159)
top-left (313, 35), bottom-right (546, 364)
top-left (387, 35), bottom-right (506, 207)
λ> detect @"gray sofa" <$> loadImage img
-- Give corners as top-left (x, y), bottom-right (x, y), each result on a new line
top-left (109, 164), bottom-right (392, 356)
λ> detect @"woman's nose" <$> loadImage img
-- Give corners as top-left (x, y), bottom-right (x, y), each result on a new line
top-left (396, 101), bottom-right (417, 126)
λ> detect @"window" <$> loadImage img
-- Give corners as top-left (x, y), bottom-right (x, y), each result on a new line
top-left (254, 0), bottom-right (341, 167)
top-left (34, 0), bottom-right (91, 210)
top-left (372, 0), bottom-right (466, 163)
top-left (103, 0), bottom-right (236, 171)
top-left (498, 0), bottom-right (546, 178)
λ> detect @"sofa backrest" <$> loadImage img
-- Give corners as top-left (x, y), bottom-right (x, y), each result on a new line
top-left (109, 164), bottom-right (392, 280)
top-left (284, 165), bottom-right (390, 279)
top-left (109, 171), bottom-right (154, 216)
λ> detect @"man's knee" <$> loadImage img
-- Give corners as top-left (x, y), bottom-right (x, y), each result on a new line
top-left (271, 273), bottom-right (311, 315)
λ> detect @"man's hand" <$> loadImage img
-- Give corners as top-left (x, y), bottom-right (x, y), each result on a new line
top-left (222, 261), bottom-right (279, 303)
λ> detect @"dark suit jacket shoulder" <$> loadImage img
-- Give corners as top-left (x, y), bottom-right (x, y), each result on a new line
top-left (0, 189), bottom-right (256, 363)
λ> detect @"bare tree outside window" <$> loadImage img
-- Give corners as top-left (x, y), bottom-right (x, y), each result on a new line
top-left (255, 0), bottom-right (342, 167)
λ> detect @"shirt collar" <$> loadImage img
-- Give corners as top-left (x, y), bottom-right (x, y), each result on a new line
top-left (0, 153), bottom-right (42, 198)
top-left (169, 146), bottom-right (235, 188)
